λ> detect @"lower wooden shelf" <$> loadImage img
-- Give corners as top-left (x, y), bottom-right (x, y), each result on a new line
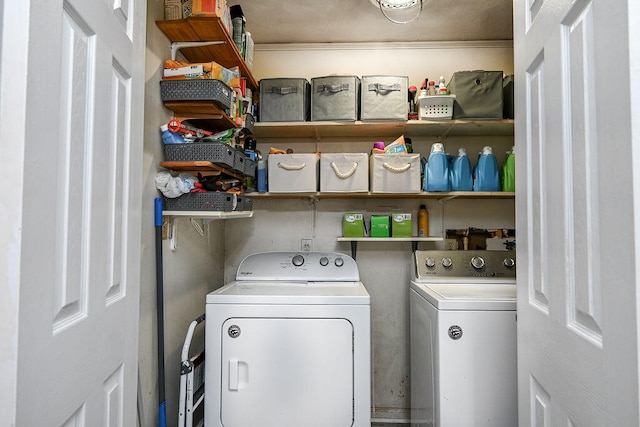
top-left (337, 236), bottom-right (444, 258)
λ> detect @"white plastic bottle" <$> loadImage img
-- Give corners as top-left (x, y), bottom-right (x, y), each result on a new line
top-left (438, 76), bottom-right (448, 95)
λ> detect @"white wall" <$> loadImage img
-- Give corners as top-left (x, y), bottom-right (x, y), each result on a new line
top-left (225, 42), bottom-right (514, 423)
top-left (140, 2), bottom-right (226, 426)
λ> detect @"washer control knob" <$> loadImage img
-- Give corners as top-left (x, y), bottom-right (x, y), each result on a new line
top-left (471, 256), bottom-right (485, 269)
top-left (292, 254), bottom-right (305, 267)
top-left (425, 257), bottom-right (436, 268)
top-left (320, 256), bottom-right (329, 266)
top-left (442, 257), bottom-right (453, 268)
top-left (503, 258), bottom-right (515, 268)
top-left (334, 257), bottom-right (344, 267)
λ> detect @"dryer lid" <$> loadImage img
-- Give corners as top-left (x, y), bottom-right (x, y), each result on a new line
top-left (410, 281), bottom-right (516, 310)
top-left (207, 280), bottom-right (370, 305)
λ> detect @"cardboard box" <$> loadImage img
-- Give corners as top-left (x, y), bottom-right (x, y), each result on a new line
top-left (370, 215), bottom-right (390, 237)
top-left (164, 0), bottom-right (185, 20)
top-left (370, 153), bottom-right (421, 193)
top-left (320, 153), bottom-right (369, 193)
top-left (191, 0), bottom-right (227, 17)
top-left (267, 153), bottom-right (319, 193)
top-left (392, 213), bottom-right (412, 237)
top-left (343, 213), bottom-right (365, 237)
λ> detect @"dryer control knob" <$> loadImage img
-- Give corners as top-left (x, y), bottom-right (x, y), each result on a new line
top-left (292, 254), bottom-right (305, 267)
top-left (320, 256), bottom-right (329, 266)
top-left (425, 257), bottom-right (436, 268)
top-left (442, 257), bottom-right (453, 268)
top-left (503, 258), bottom-right (515, 268)
top-left (471, 256), bottom-right (485, 269)
top-left (334, 257), bottom-right (344, 267)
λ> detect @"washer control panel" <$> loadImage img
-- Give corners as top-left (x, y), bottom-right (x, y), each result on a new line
top-left (236, 251), bottom-right (359, 281)
top-left (415, 250), bottom-right (516, 280)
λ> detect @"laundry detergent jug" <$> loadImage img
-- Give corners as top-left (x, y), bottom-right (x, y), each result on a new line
top-left (474, 146), bottom-right (500, 191)
top-left (424, 142), bottom-right (451, 192)
top-left (450, 147), bottom-right (473, 191)
top-left (501, 146), bottom-right (515, 192)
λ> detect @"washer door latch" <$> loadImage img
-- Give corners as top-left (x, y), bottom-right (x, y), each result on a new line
top-left (448, 325), bottom-right (463, 340)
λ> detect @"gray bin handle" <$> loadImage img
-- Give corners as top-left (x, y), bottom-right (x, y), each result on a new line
top-left (316, 83), bottom-right (349, 93)
top-left (265, 86), bottom-right (298, 95)
top-left (368, 83), bottom-right (401, 92)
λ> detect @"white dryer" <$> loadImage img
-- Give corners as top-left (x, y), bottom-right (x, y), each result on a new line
top-left (205, 251), bottom-right (371, 427)
top-left (410, 250), bottom-right (517, 427)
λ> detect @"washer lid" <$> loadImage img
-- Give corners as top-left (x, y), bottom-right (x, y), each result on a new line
top-left (207, 281), bottom-right (370, 305)
top-left (410, 281), bottom-right (516, 310)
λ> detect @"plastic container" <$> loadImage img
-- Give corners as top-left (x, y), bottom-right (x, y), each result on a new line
top-left (424, 142), bottom-right (451, 192)
top-left (502, 146), bottom-right (515, 192)
top-left (450, 147), bottom-right (473, 191)
top-left (257, 159), bottom-right (268, 193)
top-left (418, 205), bottom-right (429, 237)
top-left (160, 124), bottom-right (185, 144)
top-left (438, 76), bottom-right (448, 95)
top-left (474, 146), bottom-right (500, 191)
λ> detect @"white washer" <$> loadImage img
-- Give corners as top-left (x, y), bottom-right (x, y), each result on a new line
top-left (205, 251), bottom-right (371, 427)
top-left (410, 250), bottom-right (517, 427)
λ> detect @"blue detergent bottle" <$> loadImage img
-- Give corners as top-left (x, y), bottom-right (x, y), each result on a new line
top-left (474, 145), bottom-right (500, 191)
top-left (424, 142), bottom-right (451, 192)
top-left (450, 147), bottom-right (473, 191)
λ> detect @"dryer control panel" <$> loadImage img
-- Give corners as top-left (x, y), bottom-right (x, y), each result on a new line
top-left (236, 251), bottom-right (360, 282)
top-left (415, 250), bottom-right (516, 281)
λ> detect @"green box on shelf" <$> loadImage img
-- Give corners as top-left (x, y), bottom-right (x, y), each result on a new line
top-left (392, 213), bottom-right (412, 237)
top-left (370, 215), bottom-right (390, 237)
top-left (343, 213), bottom-right (365, 237)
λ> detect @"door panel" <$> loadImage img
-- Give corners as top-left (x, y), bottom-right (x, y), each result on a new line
top-left (514, 0), bottom-right (639, 425)
top-left (221, 318), bottom-right (354, 427)
top-left (14, 0), bottom-right (145, 424)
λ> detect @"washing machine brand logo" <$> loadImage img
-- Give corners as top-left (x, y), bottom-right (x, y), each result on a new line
top-left (448, 325), bottom-right (463, 340)
top-left (239, 271), bottom-right (253, 276)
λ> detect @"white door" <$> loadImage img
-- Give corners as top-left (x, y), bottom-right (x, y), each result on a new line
top-left (514, 0), bottom-right (640, 425)
top-left (1, 0), bottom-right (146, 424)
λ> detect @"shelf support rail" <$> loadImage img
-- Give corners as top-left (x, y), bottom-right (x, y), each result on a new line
top-left (170, 41), bottom-right (225, 61)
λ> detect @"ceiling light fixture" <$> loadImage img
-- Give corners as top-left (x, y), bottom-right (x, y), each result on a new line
top-left (370, 0), bottom-right (424, 24)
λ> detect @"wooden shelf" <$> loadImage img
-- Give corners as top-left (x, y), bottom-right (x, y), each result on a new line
top-left (159, 160), bottom-right (244, 181)
top-left (249, 191), bottom-right (515, 200)
top-left (163, 210), bottom-right (253, 219)
top-left (156, 17), bottom-right (258, 90)
top-left (163, 100), bottom-right (240, 131)
top-left (251, 119), bottom-right (515, 139)
top-left (337, 237), bottom-right (444, 242)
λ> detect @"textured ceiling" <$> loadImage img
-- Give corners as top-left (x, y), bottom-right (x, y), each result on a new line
top-left (231, 0), bottom-right (513, 44)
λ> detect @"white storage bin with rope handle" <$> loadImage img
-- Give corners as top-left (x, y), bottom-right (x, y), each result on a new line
top-left (267, 153), bottom-right (319, 193)
top-left (320, 153), bottom-right (369, 192)
top-left (370, 153), bottom-right (421, 193)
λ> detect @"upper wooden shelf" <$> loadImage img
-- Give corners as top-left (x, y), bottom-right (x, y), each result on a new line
top-left (250, 191), bottom-right (515, 200)
top-left (252, 119), bottom-right (515, 139)
top-left (156, 17), bottom-right (258, 90)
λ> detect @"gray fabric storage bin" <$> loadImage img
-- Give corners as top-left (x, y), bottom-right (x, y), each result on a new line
top-left (259, 78), bottom-right (310, 122)
top-left (448, 70), bottom-right (504, 119)
top-left (360, 75), bottom-right (408, 121)
top-left (311, 75), bottom-right (360, 121)
top-left (503, 75), bottom-right (514, 119)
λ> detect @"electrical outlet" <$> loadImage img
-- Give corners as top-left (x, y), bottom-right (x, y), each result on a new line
top-left (445, 239), bottom-right (458, 251)
top-left (301, 239), bottom-right (312, 251)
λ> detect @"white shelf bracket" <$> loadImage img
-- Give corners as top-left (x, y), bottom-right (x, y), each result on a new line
top-left (170, 41), bottom-right (225, 60)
